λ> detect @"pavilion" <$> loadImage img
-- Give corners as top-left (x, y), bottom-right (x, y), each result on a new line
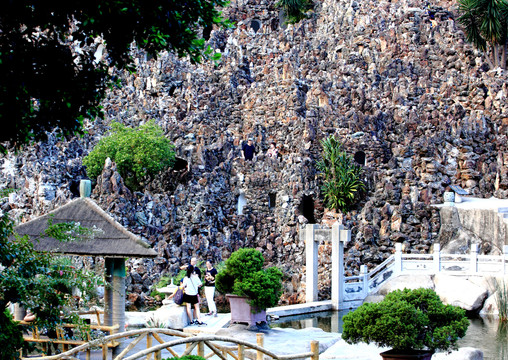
top-left (13, 180), bottom-right (157, 334)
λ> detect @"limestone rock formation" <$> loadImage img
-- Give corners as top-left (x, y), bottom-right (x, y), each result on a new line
top-left (1, 0), bottom-right (507, 306)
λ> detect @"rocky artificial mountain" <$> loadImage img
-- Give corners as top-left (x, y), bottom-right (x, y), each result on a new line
top-left (2, 0), bottom-right (507, 306)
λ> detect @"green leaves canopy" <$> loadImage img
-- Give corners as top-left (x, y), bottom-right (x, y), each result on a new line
top-left (342, 288), bottom-right (469, 352)
top-left (215, 248), bottom-right (283, 311)
top-left (316, 135), bottom-right (365, 213)
top-left (82, 120), bottom-right (176, 189)
top-left (0, 214), bottom-right (104, 358)
top-left (0, 0), bottom-right (230, 152)
top-left (276, 0), bottom-right (313, 24)
top-left (457, 0), bottom-right (508, 68)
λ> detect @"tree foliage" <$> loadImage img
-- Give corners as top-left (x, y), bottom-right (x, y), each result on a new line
top-left (0, 214), bottom-right (104, 358)
top-left (82, 120), bottom-right (176, 189)
top-left (276, 0), bottom-right (313, 24)
top-left (457, 0), bottom-right (508, 69)
top-left (0, 1), bottom-right (230, 153)
top-left (215, 248), bottom-right (283, 311)
top-left (342, 288), bottom-right (469, 352)
top-left (316, 135), bottom-right (365, 213)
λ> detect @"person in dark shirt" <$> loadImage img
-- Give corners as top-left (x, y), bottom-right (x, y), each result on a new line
top-left (242, 138), bottom-right (256, 161)
top-left (204, 260), bottom-right (218, 316)
top-left (180, 257), bottom-right (201, 278)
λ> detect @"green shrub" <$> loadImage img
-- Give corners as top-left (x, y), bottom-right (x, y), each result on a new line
top-left (163, 356), bottom-right (206, 360)
top-left (316, 135), bottom-right (364, 212)
top-left (215, 248), bottom-right (282, 311)
top-left (0, 215), bottom-right (103, 357)
top-left (0, 309), bottom-right (24, 359)
top-left (276, 0), bottom-right (313, 24)
top-left (83, 120), bottom-right (175, 190)
top-left (0, 188), bottom-right (15, 198)
top-left (342, 288), bottom-right (469, 352)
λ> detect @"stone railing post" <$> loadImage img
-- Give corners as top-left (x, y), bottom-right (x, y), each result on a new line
top-left (503, 245), bottom-right (508, 274)
top-left (470, 244), bottom-right (478, 273)
top-left (305, 224), bottom-right (319, 303)
top-left (360, 265), bottom-right (368, 298)
top-left (394, 243), bottom-right (403, 275)
top-left (332, 223), bottom-right (349, 310)
top-left (433, 244), bottom-right (441, 273)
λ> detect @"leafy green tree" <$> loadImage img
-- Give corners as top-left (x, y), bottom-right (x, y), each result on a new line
top-left (215, 248), bottom-right (283, 311)
top-left (0, 215), bottom-right (104, 358)
top-left (316, 135), bottom-right (365, 213)
top-left (457, 0), bottom-right (508, 69)
top-left (83, 120), bottom-right (176, 189)
top-left (276, 0), bottom-right (313, 24)
top-left (0, 1), bottom-right (230, 153)
top-left (342, 288), bottom-right (469, 352)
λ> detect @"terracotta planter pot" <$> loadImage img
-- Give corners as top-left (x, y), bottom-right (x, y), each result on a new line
top-left (226, 294), bottom-right (267, 326)
top-left (380, 349), bottom-right (434, 360)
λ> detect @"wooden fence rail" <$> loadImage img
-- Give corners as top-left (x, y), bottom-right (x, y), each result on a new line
top-left (22, 329), bottom-right (319, 360)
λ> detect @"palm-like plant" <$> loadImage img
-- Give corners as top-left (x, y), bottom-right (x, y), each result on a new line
top-left (457, 0), bottom-right (508, 69)
top-left (316, 135), bottom-right (365, 213)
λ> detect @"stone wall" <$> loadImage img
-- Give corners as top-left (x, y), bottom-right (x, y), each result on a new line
top-left (1, 0), bottom-right (508, 306)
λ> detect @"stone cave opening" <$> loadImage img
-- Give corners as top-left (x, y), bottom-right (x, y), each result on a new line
top-left (354, 151), bottom-right (366, 166)
top-left (250, 19), bottom-right (261, 33)
top-left (173, 157), bottom-right (188, 171)
top-left (269, 192), bottom-right (276, 209)
top-left (299, 195), bottom-right (316, 224)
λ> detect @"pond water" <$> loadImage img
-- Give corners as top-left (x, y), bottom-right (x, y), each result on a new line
top-left (270, 310), bottom-right (508, 360)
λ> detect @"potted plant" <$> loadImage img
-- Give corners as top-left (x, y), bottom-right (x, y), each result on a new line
top-left (341, 288), bottom-right (469, 360)
top-left (215, 248), bottom-right (283, 326)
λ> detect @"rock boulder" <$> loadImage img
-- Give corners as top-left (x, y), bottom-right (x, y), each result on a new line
top-left (145, 303), bottom-right (189, 329)
top-left (434, 275), bottom-right (488, 312)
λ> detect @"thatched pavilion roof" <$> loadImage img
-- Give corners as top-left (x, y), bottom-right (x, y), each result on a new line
top-left (14, 197), bottom-right (157, 258)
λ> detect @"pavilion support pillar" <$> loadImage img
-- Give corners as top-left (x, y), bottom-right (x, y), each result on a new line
top-left (13, 303), bottom-right (26, 321)
top-left (104, 258), bottom-right (114, 326)
top-left (111, 258), bottom-right (126, 356)
top-left (112, 258), bottom-right (126, 332)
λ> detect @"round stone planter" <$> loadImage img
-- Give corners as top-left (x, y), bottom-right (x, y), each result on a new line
top-left (226, 294), bottom-right (267, 326)
top-left (380, 349), bottom-right (434, 360)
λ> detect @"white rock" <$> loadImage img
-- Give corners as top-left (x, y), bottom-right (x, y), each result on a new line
top-left (377, 275), bottom-right (435, 295)
top-left (434, 275), bottom-right (488, 311)
top-left (363, 294), bottom-right (385, 304)
top-left (321, 338), bottom-right (385, 359)
top-left (432, 347), bottom-right (483, 360)
top-left (479, 292), bottom-right (498, 317)
top-left (145, 303), bottom-right (189, 329)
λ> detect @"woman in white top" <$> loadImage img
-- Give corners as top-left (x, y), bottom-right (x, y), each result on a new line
top-left (182, 265), bottom-right (204, 325)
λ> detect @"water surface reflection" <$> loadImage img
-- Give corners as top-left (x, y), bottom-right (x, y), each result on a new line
top-left (271, 311), bottom-right (506, 360)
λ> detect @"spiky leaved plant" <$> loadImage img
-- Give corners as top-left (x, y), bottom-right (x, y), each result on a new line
top-left (489, 277), bottom-right (508, 321)
top-left (316, 135), bottom-right (365, 213)
top-left (457, 0), bottom-right (508, 69)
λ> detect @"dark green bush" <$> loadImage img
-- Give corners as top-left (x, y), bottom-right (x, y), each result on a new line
top-left (342, 288), bottom-right (469, 352)
top-left (215, 248), bottom-right (282, 311)
top-left (0, 309), bottom-right (24, 359)
top-left (83, 120), bottom-right (175, 190)
top-left (163, 356), bottom-right (206, 360)
top-left (276, 0), bottom-right (313, 24)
